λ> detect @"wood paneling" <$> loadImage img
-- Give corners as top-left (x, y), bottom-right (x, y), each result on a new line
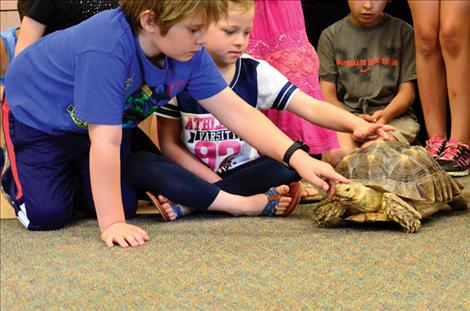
top-left (1, 1), bottom-right (18, 218)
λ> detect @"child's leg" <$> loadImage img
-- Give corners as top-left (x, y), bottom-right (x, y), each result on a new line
top-left (149, 184), bottom-right (299, 219)
top-left (440, 1), bottom-right (470, 145)
top-left (408, 1), bottom-right (448, 138)
top-left (130, 126), bottom-right (161, 154)
top-left (215, 156), bottom-right (300, 196)
top-left (322, 132), bottom-right (357, 167)
top-left (2, 105), bottom-right (86, 230)
top-left (126, 151), bottom-right (300, 217)
top-left (126, 151), bottom-right (220, 211)
top-left (72, 160), bottom-right (138, 219)
top-left (386, 114), bottom-right (421, 145)
top-left (206, 184), bottom-right (298, 217)
top-left (74, 129), bottom-right (139, 218)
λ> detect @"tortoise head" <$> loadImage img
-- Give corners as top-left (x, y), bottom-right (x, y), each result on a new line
top-left (334, 182), bottom-right (369, 204)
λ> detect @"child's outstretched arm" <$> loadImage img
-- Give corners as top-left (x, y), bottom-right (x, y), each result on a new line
top-left (286, 90), bottom-right (394, 143)
top-left (198, 88), bottom-right (349, 192)
top-left (361, 81), bottom-right (416, 124)
top-left (88, 124), bottom-right (149, 248)
top-left (158, 117), bottom-right (222, 183)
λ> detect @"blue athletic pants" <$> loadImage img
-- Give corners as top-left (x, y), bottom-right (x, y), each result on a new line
top-left (2, 105), bottom-right (138, 230)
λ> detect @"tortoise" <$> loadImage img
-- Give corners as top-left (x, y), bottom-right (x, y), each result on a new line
top-left (311, 140), bottom-right (468, 232)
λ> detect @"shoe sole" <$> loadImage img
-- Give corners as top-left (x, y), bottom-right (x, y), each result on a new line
top-left (447, 169), bottom-right (470, 177)
top-left (146, 191), bottom-right (172, 221)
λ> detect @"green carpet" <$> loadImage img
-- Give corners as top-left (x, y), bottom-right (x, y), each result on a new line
top-left (1, 179), bottom-right (469, 310)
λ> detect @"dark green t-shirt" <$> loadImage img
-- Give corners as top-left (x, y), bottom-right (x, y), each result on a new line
top-left (318, 14), bottom-right (416, 115)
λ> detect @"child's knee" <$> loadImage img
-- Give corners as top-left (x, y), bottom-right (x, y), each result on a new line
top-left (439, 27), bottom-right (464, 57)
top-left (24, 209), bottom-right (71, 231)
top-left (16, 198), bottom-right (73, 231)
top-left (416, 32), bottom-right (440, 57)
top-left (323, 148), bottom-right (350, 167)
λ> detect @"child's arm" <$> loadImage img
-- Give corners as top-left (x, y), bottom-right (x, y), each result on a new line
top-left (320, 81), bottom-right (348, 110)
top-left (14, 16), bottom-right (46, 55)
top-left (287, 90), bottom-right (393, 143)
top-left (157, 117), bottom-right (222, 183)
top-left (362, 81), bottom-right (416, 124)
top-left (198, 88), bottom-right (350, 192)
top-left (88, 124), bottom-right (149, 248)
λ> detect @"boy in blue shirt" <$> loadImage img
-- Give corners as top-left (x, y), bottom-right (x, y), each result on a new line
top-left (2, 0), bottom-right (390, 248)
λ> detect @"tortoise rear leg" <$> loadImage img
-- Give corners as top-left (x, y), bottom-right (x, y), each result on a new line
top-left (382, 193), bottom-right (422, 233)
top-left (449, 194), bottom-right (469, 210)
top-left (311, 201), bottom-right (347, 226)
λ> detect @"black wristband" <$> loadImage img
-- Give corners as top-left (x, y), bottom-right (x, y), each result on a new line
top-left (283, 140), bottom-right (310, 167)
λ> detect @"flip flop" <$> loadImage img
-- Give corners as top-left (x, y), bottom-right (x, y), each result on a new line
top-left (261, 181), bottom-right (302, 217)
top-left (282, 182), bottom-right (302, 216)
top-left (146, 191), bottom-right (184, 221)
top-left (262, 187), bottom-right (281, 216)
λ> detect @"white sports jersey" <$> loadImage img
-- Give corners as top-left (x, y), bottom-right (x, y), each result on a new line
top-left (157, 54), bottom-right (299, 174)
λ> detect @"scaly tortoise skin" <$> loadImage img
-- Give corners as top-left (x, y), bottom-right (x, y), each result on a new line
top-left (312, 140), bottom-right (468, 232)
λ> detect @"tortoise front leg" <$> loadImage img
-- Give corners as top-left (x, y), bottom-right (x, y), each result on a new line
top-left (311, 201), bottom-right (348, 226)
top-left (382, 193), bottom-right (422, 233)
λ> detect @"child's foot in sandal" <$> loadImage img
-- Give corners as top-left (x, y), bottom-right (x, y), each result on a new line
top-left (261, 182), bottom-right (302, 217)
top-left (146, 191), bottom-right (196, 221)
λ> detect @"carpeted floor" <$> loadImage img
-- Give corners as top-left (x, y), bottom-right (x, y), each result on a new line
top-left (1, 177), bottom-right (469, 310)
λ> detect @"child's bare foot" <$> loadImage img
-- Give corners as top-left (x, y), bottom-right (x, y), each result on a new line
top-left (145, 192), bottom-right (196, 221)
top-left (300, 180), bottom-right (325, 202)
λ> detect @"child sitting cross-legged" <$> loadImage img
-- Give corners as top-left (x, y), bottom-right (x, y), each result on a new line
top-left (317, 0), bottom-right (419, 166)
top-left (127, 0), bottom-right (395, 221)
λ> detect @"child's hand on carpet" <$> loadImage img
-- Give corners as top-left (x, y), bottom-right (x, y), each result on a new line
top-left (101, 222), bottom-right (149, 248)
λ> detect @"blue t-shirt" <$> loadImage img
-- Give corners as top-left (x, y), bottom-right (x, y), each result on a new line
top-left (5, 9), bottom-right (226, 135)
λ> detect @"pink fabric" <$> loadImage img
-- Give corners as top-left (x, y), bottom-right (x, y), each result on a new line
top-left (247, 0), bottom-right (338, 154)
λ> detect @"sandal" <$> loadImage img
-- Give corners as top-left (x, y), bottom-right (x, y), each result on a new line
top-left (146, 191), bottom-right (194, 221)
top-left (261, 182), bottom-right (302, 217)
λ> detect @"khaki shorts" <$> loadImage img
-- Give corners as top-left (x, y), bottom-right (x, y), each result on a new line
top-left (388, 114), bottom-right (420, 144)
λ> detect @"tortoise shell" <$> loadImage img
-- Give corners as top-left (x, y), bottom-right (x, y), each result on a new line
top-left (335, 140), bottom-right (463, 203)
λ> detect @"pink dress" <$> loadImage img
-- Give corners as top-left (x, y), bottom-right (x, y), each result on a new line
top-left (246, 0), bottom-right (338, 154)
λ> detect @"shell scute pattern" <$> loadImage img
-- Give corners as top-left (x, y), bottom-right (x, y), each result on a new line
top-left (335, 141), bottom-right (462, 202)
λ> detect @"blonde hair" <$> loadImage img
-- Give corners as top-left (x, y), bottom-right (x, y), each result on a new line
top-left (120, 0), bottom-right (228, 35)
top-left (228, 0), bottom-right (255, 12)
